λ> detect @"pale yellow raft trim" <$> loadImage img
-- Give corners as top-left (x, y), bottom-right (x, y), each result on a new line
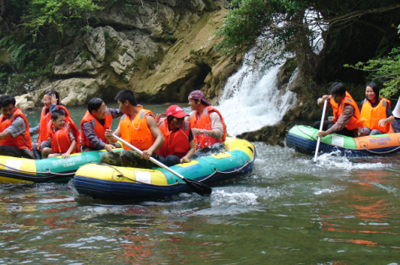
top-left (0, 156), bottom-right (37, 183)
top-left (77, 164), bottom-right (169, 185)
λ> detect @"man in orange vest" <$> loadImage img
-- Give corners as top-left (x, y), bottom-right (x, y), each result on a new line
top-left (80, 97), bottom-right (122, 152)
top-left (315, 82), bottom-right (362, 137)
top-left (0, 96), bottom-right (34, 158)
top-left (188, 90), bottom-right (226, 154)
top-left (155, 105), bottom-right (196, 166)
top-left (101, 89), bottom-right (165, 168)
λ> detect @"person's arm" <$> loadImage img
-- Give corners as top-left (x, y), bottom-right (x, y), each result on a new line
top-left (180, 139), bottom-right (196, 163)
top-left (378, 106), bottom-right (395, 127)
top-left (191, 112), bottom-right (223, 139)
top-left (108, 108), bottom-right (123, 119)
top-left (62, 139), bottom-right (76, 159)
top-left (317, 95), bottom-right (331, 106)
top-left (318, 105), bottom-right (354, 137)
top-left (0, 116), bottom-right (25, 140)
top-left (82, 121), bottom-right (107, 149)
top-left (105, 125), bottom-right (120, 148)
top-left (30, 123), bottom-right (40, 135)
top-left (142, 115), bottom-right (165, 160)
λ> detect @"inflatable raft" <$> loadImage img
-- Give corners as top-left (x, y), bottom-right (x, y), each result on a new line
top-left (0, 149), bottom-right (122, 183)
top-left (287, 125), bottom-right (400, 157)
top-left (73, 137), bottom-right (256, 200)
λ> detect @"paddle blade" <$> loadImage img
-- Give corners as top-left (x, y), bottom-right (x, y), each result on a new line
top-left (183, 178), bottom-right (212, 196)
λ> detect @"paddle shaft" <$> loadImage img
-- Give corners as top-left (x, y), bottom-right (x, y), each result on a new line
top-left (313, 99), bottom-right (328, 162)
top-left (111, 134), bottom-right (188, 181)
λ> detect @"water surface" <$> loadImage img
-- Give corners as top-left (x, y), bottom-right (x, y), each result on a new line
top-left (1, 106), bottom-right (400, 264)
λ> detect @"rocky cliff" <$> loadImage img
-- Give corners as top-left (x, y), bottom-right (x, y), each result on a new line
top-left (17, 0), bottom-right (242, 108)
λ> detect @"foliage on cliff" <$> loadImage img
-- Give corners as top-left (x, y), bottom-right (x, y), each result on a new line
top-left (215, 0), bottom-right (400, 93)
top-left (0, 0), bottom-right (104, 95)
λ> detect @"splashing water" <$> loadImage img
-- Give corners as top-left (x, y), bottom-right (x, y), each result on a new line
top-left (216, 48), bottom-right (297, 136)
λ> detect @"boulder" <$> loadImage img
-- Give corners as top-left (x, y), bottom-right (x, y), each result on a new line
top-left (15, 94), bottom-right (35, 110)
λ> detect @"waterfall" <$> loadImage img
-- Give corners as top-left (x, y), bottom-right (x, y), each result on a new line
top-left (216, 48), bottom-right (298, 136)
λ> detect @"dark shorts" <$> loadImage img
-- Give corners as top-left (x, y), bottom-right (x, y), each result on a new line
top-left (0, 146), bottom-right (34, 159)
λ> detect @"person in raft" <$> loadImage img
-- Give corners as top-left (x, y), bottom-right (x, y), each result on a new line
top-left (155, 105), bottom-right (196, 166)
top-left (41, 110), bottom-right (81, 158)
top-left (188, 90), bottom-right (226, 154)
top-left (0, 95), bottom-right (34, 159)
top-left (80, 97), bottom-right (123, 152)
top-left (314, 82), bottom-right (363, 138)
top-left (359, 82), bottom-right (395, 135)
top-left (101, 89), bottom-right (165, 168)
top-left (30, 90), bottom-right (72, 158)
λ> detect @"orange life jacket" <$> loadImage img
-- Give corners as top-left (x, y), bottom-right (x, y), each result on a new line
top-left (48, 120), bottom-right (80, 154)
top-left (330, 92), bottom-right (363, 131)
top-left (360, 97), bottom-right (391, 133)
top-left (0, 108), bottom-right (33, 151)
top-left (37, 105), bottom-right (70, 146)
top-left (155, 119), bottom-right (190, 158)
top-left (80, 109), bottom-right (113, 148)
top-left (119, 107), bottom-right (155, 151)
top-left (189, 106), bottom-right (226, 149)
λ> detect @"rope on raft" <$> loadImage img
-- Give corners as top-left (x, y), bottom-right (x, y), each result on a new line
top-left (295, 125), bottom-right (400, 155)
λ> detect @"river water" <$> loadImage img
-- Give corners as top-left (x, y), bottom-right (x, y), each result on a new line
top-left (0, 103), bottom-right (400, 264)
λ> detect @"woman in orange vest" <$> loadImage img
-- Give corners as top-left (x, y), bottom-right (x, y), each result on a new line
top-left (0, 96), bottom-right (34, 158)
top-left (315, 82), bottom-right (363, 137)
top-left (30, 90), bottom-right (72, 158)
top-left (359, 82), bottom-right (394, 135)
top-left (80, 97), bottom-right (122, 152)
top-left (42, 110), bottom-right (80, 158)
top-left (155, 105), bottom-right (195, 166)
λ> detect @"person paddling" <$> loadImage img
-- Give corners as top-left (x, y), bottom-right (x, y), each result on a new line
top-left (0, 96), bottom-right (34, 159)
top-left (188, 90), bottom-right (226, 155)
top-left (100, 89), bottom-right (165, 168)
top-left (80, 97), bottom-right (122, 152)
top-left (155, 105), bottom-right (196, 166)
top-left (314, 82), bottom-right (362, 137)
top-left (359, 82), bottom-right (395, 135)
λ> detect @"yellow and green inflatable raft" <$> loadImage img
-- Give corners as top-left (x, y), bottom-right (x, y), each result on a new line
top-left (0, 149), bottom-right (123, 183)
top-left (73, 137), bottom-right (256, 200)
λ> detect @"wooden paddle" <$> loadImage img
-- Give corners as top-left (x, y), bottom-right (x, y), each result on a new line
top-left (111, 133), bottom-right (212, 196)
top-left (314, 99), bottom-right (328, 163)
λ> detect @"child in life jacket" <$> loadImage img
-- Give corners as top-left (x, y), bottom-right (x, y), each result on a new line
top-left (41, 110), bottom-right (77, 159)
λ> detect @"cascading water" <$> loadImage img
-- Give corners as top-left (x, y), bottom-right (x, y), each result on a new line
top-left (216, 48), bottom-right (298, 136)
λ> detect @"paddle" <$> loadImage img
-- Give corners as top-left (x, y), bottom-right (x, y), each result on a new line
top-left (111, 133), bottom-right (212, 196)
top-left (313, 99), bottom-right (328, 163)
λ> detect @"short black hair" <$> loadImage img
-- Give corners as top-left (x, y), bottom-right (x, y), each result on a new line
top-left (45, 90), bottom-right (60, 105)
top-left (330, 82), bottom-right (346, 97)
top-left (114, 89), bottom-right (138, 106)
top-left (88, 97), bottom-right (104, 113)
top-left (366, 81), bottom-right (379, 98)
top-left (51, 110), bottom-right (65, 120)
top-left (0, 96), bottom-right (16, 108)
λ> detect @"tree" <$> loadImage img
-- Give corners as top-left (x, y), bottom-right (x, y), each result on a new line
top-left (345, 26), bottom-right (400, 97)
top-left (215, 0), bottom-right (400, 87)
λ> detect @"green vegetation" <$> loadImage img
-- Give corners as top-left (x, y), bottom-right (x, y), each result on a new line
top-left (0, 0), bottom-right (104, 95)
top-left (215, 0), bottom-right (400, 91)
top-left (345, 25), bottom-right (400, 97)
